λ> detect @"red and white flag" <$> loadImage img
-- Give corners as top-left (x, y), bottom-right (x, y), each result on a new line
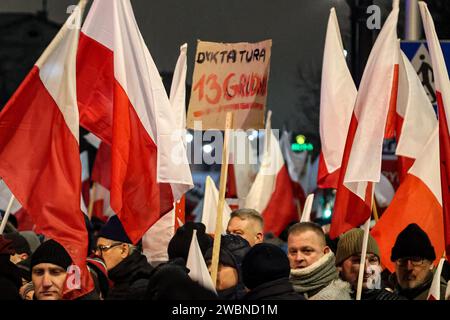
top-left (371, 44), bottom-right (443, 271)
top-left (394, 50), bottom-right (437, 182)
top-left (244, 112), bottom-right (298, 236)
top-left (142, 44), bottom-right (189, 263)
top-left (330, 2), bottom-right (399, 239)
top-left (0, 3), bottom-right (93, 298)
top-left (419, 1), bottom-right (450, 261)
top-left (78, 0), bottom-right (193, 243)
top-left (318, 7), bottom-right (357, 189)
top-left (371, 127), bottom-right (444, 271)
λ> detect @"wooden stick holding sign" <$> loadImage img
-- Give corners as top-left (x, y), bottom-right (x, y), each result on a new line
top-left (210, 112), bottom-right (233, 289)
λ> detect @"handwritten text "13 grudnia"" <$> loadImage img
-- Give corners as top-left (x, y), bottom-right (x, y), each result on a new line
top-left (193, 72), bottom-right (268, 105)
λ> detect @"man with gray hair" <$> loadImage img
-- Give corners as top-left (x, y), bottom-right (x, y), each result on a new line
top-left (226, 208), bottom-right (264, 247)
top-left (95, 215), bottom-right (153, 300)
top-left (287, 222), bottom-right (351, 300)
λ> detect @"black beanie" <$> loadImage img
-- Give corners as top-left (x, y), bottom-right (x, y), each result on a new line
top-left (4, 233), bottom-right (31, 255)
top-left (98, 215), bottom-right (132, 244)
top-left (204, 234), bottom-right (250, 269)
top-left (242, 243), bottom-right (290, 289)
top-left (391, 223), bottom-right (436, 262)
top-left (168, 222), bottom-right (213, 263)
top-left (30, 239), bottom-right (72, 270)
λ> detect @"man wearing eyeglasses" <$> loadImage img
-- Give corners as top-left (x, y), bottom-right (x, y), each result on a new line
top-left (391, 223), bottom-right (447, 300)
top-left (94, 215), bottom-right (154, 300)
top-left (336, 228), bottom-right (405, 300)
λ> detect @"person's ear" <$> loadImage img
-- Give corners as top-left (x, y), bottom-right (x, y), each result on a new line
top-left (19, 253), bottom-right (29, 261)
top-left (323, 246), bottom-right (331, 254)
top-left (120, 244), bottom-right (129, 258)
top-left (255, 232), bottom-right (264, 243)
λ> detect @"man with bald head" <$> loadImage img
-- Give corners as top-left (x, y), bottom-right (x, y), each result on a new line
top-left (287, 222), bottom-right (351, 300)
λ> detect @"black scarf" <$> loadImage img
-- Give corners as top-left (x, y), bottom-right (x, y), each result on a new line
top-left (108, 251), bottom-right (154, 285)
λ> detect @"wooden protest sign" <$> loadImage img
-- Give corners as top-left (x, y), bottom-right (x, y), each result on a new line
top-left (187, 39), bottom-right (272, 130)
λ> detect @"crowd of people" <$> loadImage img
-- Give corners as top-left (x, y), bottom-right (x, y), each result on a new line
top-left (0, 208), bottom-right (448, 300)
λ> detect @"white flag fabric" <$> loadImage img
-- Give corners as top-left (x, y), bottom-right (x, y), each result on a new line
top-left (186, 230), bottom-right (216, 293)
top-left (318, 7), bottom-right (357, 189)
top-left (427, 257), bottom-right (445, 300)
top-left (201, 176), bottom-right (231, 234)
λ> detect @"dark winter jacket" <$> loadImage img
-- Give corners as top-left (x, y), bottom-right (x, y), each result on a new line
top-left (106, 251), bottom-right (154, 300)
top-left (145, 259), bottom-right (217, 300)
top-left (243, 278), bottom-right (306, 300)
top-left (0, 255), bottom-right (21, 300)
top-left (358, 288), bottom-right (406, 300)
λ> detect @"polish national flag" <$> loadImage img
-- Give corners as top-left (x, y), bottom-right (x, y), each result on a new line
top-left (394, 50), bottom-right (437, 182)
top-left (244, 112), bottom-right (298, 236)
top-left (317, 7), bottom-right (357, 189)
top-left (330, 2), bottom-right (399, 239)
top-left (371, 127), bottom-right (444, 271)
top-left (78, 0), bottom-right (193, 243)
top-left (0, 3), bottom-right (93, 298)
top-left (419, 1), bottom-right (450, 261)
top-left (142, 44), bottom-right (189, 263)
top-left (370, 44), bottom-right (442, 271)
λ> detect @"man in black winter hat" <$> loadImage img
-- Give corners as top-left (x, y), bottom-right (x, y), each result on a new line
top-left (205, 234), bottom-right (250, 300)
top-left (167, 221), bottom-right (213, 264)
top-left (30, 239), bottom-right (72, 300)
top-left (95, 215), bottom-right (154, 299)
top-left (242, 243), bottom-right (304, 300)
top-left (391, 223), bottom-right (446, 300)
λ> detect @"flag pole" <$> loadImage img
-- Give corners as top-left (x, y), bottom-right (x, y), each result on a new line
top-left (356, 215), bottom-right (371, 300)
top-left (210, 112), bottom-right (233, 288)
top-left (372, 193), bottom-right (379, 222)
top-left (87, 183), bottom-right (96, 220)
top-left (0, 194), bottom-right (15, 235)
top-left (300, 193), bottom-right (314, 223)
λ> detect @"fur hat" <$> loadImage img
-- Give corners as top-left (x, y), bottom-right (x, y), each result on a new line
top-left (335, 228), bottom-right (380, 266)
top-left (168, 222), bottom-right (213, 263)
top-left (98, 215), bottom-right (132, 244)
top-left (391, 223), bottom-right (436, 261)
top-left (242, 243), bottom-right (290, 289)
top-left (30, 239), bottom-right (72, 270)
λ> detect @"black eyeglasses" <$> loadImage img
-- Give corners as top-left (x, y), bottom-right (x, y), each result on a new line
top-left (395, 257), bottom-right (425, 267)
top-left (93, 242), bottom-right (122, 255)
